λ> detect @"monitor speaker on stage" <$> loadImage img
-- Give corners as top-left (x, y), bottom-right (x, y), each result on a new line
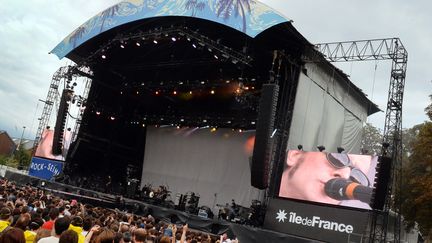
top-left (251, 84), bottom-right (279, 189)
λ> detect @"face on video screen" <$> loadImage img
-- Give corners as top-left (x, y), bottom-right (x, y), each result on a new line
top-left (34, 129), bottom-right (72, 161)
top-left (278, 150), bottom-right (377, 210)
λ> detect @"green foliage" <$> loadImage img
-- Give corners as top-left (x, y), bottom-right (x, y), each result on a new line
top-left (401, 94), bottom-right (432, 237)
top-left (361, 123), bottom-right (383, 155)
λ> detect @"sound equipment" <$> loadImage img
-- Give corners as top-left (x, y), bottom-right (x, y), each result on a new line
top-left (52, 89), bottom-right (73, 155)
top-left (372, 156), bottom-right (392, 210)
top-left (250, 84), bottom-right (279, 189)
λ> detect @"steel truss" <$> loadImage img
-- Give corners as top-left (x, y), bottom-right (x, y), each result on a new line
top-left (305, 38), bottom-right (407, 243)
top-left (33, 65), bottom-right (93, 155)
top-left (84, 25), bottom-right (253, 66)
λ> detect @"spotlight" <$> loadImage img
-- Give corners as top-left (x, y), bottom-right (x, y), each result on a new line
top-left (96, 111), bottom-right (101, 115)
top-left (155, 91), bottom-right (159, 95)
top-left (120, 44), bottom-right (125, 48)
top-left (171, 37), bottom-right (177, 42)
top-left (210, 127), bottom-right (217, 132)
top-left (173, 91), bottom-right (177, 95)
top-left (192, 44), bottom-right (197, 48)
top-left (210, 90), bottom-right (215, 94)
top-left (136, 42), bottom-right (141, 46)
top-left (337, 147), bottom-right (345, 153)
top-left (176, 125), bottom-right (180, 129)
top-left (187, 37), bottom-right (191, 41)
top-left (153, 40), bottom-right (158, 44)
top-left (297, 145), bottom-right (303, 151)
top-left (317, 145), bottom-right (325, 152)
top-left (189, 91), bottom-right (193, 94)
top-left (225, 80), bottom-right (230, 83)
top-left (239, 129), bottom-right (243, 133)
top-left (208, 48), bottom-right (212, 52)
top-left (101, 54), bottom-right (106, 59)
top-left (110, 116), bottom-right (115, 121)
top-left (214, 55), bottom-right (219, 59)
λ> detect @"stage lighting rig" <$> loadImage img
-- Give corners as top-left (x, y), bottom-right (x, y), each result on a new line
top-left (86, 25), bottom-right (253, 66)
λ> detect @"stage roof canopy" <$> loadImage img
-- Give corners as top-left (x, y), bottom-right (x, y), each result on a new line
top-left (50, 0), bottom-right (290, 59)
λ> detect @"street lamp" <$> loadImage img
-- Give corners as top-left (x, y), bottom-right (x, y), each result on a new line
top-left (17, 126), bottom-right (26, 150)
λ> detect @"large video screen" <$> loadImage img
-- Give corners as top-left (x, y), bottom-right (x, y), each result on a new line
top-left (278, 150), bottom-right (378, 210)
top-left (34, 128), bottom-right (72, 161)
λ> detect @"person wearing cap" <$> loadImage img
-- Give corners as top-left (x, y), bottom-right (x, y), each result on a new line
top-left (0, 207), bottom-right (12, 233)
top-left (38, 216), bottom-right (70, 243)
top-left (68, 216), bottom-right (85, 243)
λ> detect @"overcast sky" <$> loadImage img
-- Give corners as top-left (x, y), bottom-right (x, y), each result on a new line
top-left (0, 0), bottom-right (430, 139)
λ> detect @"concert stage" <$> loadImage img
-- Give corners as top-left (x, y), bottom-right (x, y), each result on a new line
top-left (32, 1), bottom-right (383, 242)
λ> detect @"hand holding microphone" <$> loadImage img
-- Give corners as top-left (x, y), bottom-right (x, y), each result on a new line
top-left (324, 178), bottom-right (372, 203)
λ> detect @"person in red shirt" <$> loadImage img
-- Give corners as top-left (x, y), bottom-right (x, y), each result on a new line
top-left (41, 208), bottom-right (59, 230)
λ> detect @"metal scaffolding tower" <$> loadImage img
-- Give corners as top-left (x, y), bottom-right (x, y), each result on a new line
top-left (305, 38), bottom-right (408, 242)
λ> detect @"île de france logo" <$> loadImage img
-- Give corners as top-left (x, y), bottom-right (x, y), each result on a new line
top-left (276, 209), bottom-right (287, 222)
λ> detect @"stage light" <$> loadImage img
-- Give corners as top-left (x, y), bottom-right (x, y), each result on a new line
top-left (251, 121), bottom-right (255, 125)
top-left (155, 91), bottom-right (159, 95)
top-left (142, 124), bottom-right (146, 127)
top-left (226, 80), bottom-right (230, 83)
top-left (96, 111), bottom-right (101, 115)
top-left (192, 44), bottom-right (197, 48)
top-left (244, 86), bottom-right (249, 90)
top-left (120, 44), bottom-right (125, 48)
top-left (203, 119), bottom-right (207, 123)
top-left (189, 91), bottom-right (193, 94)
top-left (210, 90), bottom-right (215, 94)
top-left (179, 81), bottom-right (184, 85)
top-left (136, 91), bottom-right (139, 94)
top-left (136, 42), bottom-right (141, 46)
top-left (101, 54), bottom-right (106, 59)
top-left (317, 145), bottom-right (325, 152)
top-left (153, 40), bottom-right (158, 44)
top-left (120, 91), bottom-right (123, 95)
top-left (110, 116), bottom-right (115, 121)
top-left (232, 59), bottom-right (238, 64)
top-left (200, 81), bottom-right (205, 84)
top-left (187, 37), bottom-right (191, 41)
top-left (214, 55), bottom-right (219, 59)
top-left (239, 129), bottom-right (243, 133)
top-left (171, 37), bottom-right (177, 42)
top-left (210, 127), bottom-right (217, 132)
top-left (297, 145), bottom-right (303, 151)
top-left (173, 91), bottom-right (177, 95)
top-left (208, 48), bottom-right (212, 52)
top-left (337, 147), bottom-right (345, 153)
top-left (176, 125), bottom-right (180, 129)
top-left (180, 118), bottom-right (184, 122)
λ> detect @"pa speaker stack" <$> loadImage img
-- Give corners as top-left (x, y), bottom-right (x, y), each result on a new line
top-left (52, 89), bottom-right (73, 155)
top-left (250, 84), bottom-right (279, 189)
top-left (371, 156), bottom-right (392, 210)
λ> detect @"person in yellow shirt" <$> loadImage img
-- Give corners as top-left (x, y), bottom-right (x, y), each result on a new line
top-left (24, 220), bottom-right (42, 243)
top-left (0, 207), bottom-right (12, 233)
top-left (69, 216), bottom-right (85, 243)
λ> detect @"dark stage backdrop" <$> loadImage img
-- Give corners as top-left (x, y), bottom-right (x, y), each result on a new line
top-left (141, 127), bottom-right (264, 211)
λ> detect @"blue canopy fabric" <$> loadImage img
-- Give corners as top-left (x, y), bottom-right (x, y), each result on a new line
top-left (50, 0), bottom-right (290, 59)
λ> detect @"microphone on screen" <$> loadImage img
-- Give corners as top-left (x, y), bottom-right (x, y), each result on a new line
top-left (324, 178), bottom-right (372, 203)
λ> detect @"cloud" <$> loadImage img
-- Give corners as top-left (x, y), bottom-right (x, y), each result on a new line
top-left (0, 0), bottom-right (119, 138)
top-left (260, 0), bottom-right (432, 128)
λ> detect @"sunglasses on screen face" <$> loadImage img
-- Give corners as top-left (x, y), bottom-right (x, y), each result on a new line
top-left (326, 153), bottom-right (370, 187)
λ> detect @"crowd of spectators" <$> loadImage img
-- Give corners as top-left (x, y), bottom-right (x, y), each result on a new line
top-left (0, 179), bottom-right (238, 243)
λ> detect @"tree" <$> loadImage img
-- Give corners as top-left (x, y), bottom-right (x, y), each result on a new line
top-left (361, 123), bottom-right (383, 155)
top-left (401, 94), bottom-right (432, 239)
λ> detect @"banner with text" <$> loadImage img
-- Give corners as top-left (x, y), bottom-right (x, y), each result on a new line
top-left (264, 198), bottom-right (369, 243)
top-left (29, 157), bottom-right (63, 180)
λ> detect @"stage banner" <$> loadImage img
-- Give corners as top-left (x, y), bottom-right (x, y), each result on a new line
top-left (264, 198), bottom-right (369, 243)
top-left (29, 157), bottom-right (63, 180)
